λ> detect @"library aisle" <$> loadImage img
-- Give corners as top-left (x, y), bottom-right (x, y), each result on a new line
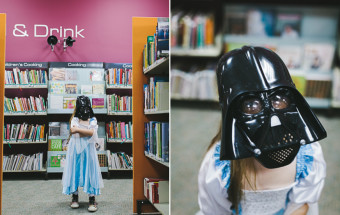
top-left (171, 105), bottom-right (340, 215)
top-left (2, 179), bottom-right (132, 214)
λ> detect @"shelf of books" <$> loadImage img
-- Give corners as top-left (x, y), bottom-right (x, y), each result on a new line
top-left (105, 63), bottom-right (133, 173)
top-left (171, 6), bottom-right (340, 109)
top-left (3, 62), bottom-right (49, 175)
top-left (171, 10), bottom-right (223, 57)
top-left (133, 17), bottom-right (169, 214)
top-left (47, 62), bottom-right (107, 114)
top-left (47, 121), bottom-right (108, 173)
top-left (3, 152), bottom-right (46, 172)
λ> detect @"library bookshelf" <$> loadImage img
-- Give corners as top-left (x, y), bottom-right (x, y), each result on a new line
top-left (132, 17), bottom-right (169, 214)
top-left (0, 13), bottom-right (6, 208)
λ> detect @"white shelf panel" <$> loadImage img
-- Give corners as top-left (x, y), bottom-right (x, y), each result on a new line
top-left (144, 109), bottom-right (169, 115)
top-left (3, 168), bottom-right (46, 173)
top-left (107, 111), bottom-right (133, 116)
top-left (48, 109), bottom-right (108, 114)
top-left (107, 139), bottom-right (132, 143)
top-left (144, 58), bottom-right (169, 75)
top-left (153, 203), bottom-right (169, 215)
top-left (305, 97), bottom-right (331, 108)
top-left (224, 35), bottom-right (338, 46)
top-left (5, 84), bottom-right (48, 89)
top-left (145, 152), bottom-right (169, 168)
top-left (106, 84), bottom-right (132, 90)
top-left (3, 140), bottom-right (47, 144)
top-left (4, 111), bottom-right (47, 116)
top-left (108, 168), bottom-right (133, 171)
top-left (171, 34), bottom-right (223, 57)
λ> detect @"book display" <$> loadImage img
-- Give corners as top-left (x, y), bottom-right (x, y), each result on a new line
top-left (222, 5), bottom-right (339, 108)
top-left (47, 121), bottom-right (108, 173)
top-left (105, 63), bottom-right (133, 175)
top-left (132, 17), bottom-right (169, 214)
top-left (48, 62), bottom-right (107, 114)
top-left (3, 62), bottom-right (48, 174)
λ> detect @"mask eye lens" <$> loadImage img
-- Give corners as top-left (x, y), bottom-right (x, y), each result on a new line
top-left (271, 94), bottom-right (290, 109)
top-left (241, 98), bottom-right (263, 114)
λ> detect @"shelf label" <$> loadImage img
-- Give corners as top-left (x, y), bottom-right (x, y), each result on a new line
top-left (5, 62), bottom-right (48, 68)
top-left (49, 62), bottom-right (103, 68)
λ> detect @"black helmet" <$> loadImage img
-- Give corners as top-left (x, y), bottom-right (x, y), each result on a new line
top-left (75, 95), bottom-right (94, 121)
top-left (217, 46), bottom-right (326, 168)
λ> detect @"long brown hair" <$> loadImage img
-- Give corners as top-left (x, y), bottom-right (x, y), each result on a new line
top-left (208, 122), bottom-right (256, 214)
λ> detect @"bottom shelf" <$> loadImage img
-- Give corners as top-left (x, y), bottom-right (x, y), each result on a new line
top-left (47, 167), bottom-right (108, 173)
top-left (3, 168), bottom-right (47, 173)
top-left (153, 203), bottom-right (169, 215)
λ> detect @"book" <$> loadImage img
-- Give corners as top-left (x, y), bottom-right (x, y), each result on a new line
top-left (157, 17), bottom-right (169, 56)
top-left (49, 122), bottom-right (61, 136)
top-left (49, 95), bottom-right (63, 109)
top-left (49, 139), bottom-right (63, 151)
top-left (97, 154), bottom-right (107, 167)
top-left (60, 122), bottom-right (70, 137)
top-left (65, 69), bottom-right (77, 81)
top-left (59, 154), bottom-right (67, 167)
top-left (92, 98), bottom-right (105, 109)
top-left (50, 156), bottom-right (61, 167)
top-left (93, 84), bottom-right (105, 94)
top-left (50, 82), bottom-right (65, 94)
top-left (63, 97), bottom-right (76, 109)
top-left (225, 11), bottom-right (247, 35)
top-left (291, 75), bottom-right (307, 96)
top-left (156, 82), bottom-right (169, 111)
top-left (49, 68), bottom-right (66, 81)
top-left (81, 85), bottom-right (92, 94)
top-left (95, 138), bottom-right (105, 151)
top-left (275, 13), bottom-right (301, 38)
top-left (90, 70), bottom-right (104, 81)
top-left (65, 84), bottom-right (77, 94)
top-left (277, 45), bottom-right (303, 69)
top-left (62, 139), bottom-right (69, 151)
top-left (246, 9), bottom-right (275, 36)
top-left (303, 43), bottom-right (335, 71)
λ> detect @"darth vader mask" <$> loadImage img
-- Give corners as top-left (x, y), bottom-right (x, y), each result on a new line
top-left (217, 46), bottom-right (326, 168)
top-left (75, 96), bottom-right (94, 121)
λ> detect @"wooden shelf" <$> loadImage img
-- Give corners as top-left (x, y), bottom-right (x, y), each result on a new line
top-left (133, 17), bottom-right (169, 214)
top-left (144, 57), bottom-right (169, 75)
top-left (145, 153), bottom-right (169, 168)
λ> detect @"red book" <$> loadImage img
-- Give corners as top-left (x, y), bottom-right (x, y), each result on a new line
top-left (119, 69), bottom-right (123, 85)
top-left (106, 123), bottom-right (110, 138)
top-left (121, 122), bottom-right (126, 139)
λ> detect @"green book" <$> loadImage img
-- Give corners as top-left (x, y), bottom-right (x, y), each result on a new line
top-left (147, 36), bottom-right (154, 66)
top-left (50, 156), bottom-right (60, 167)
top-left (49, 139), bottom-right (62, 151)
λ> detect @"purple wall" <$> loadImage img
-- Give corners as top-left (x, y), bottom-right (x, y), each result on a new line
top-left (1, 0), bottom-right (169, 63)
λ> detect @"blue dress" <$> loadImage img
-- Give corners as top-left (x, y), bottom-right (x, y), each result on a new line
top-left (62, 117), bottom-right (104, 195)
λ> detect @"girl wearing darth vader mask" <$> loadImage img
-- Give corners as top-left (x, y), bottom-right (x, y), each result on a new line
top-left (62, 95), bottom-right (103, 212)
top-left (198, 46), bottom-right (326, 215)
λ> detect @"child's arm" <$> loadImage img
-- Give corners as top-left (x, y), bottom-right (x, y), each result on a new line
top-left (291, 204), bottom-right (308, 215)
top-left (70, 125), bottom-right (94, 137)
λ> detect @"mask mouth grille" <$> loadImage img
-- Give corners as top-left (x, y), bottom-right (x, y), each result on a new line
top-left (256, 144), bottom-right (300, 168)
